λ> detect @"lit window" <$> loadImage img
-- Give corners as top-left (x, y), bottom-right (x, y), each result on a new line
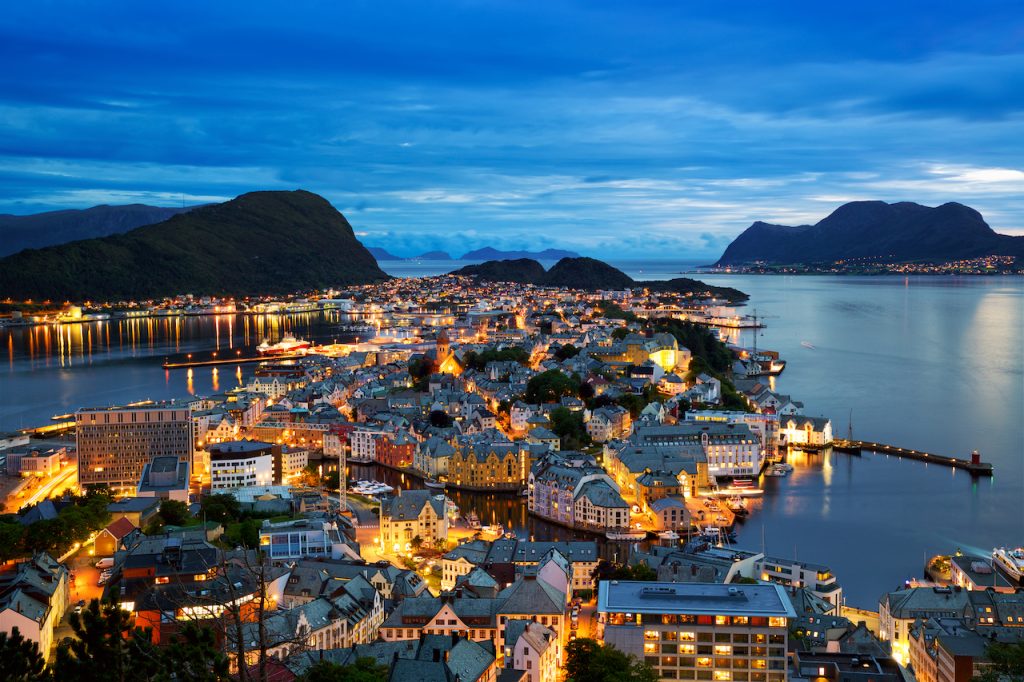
top-left (680, 644), bottom-right (696, 654)
top-left (715, 645), bottom-right (732, 655)
top-left (768, 617), bottom-right (787, 628)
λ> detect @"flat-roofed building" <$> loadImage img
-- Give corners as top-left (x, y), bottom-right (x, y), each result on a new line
top-left (77, 404), bottom-right (193, 494)
top-left (597, 581), bottom-right (796, 682)
top-left (137, 456), bottom-right (191, 503)
top-left (208, 440), bottom-right (274, 490)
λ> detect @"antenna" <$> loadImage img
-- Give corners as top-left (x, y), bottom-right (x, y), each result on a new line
top-left (848, 409), bottom-right (853, 440)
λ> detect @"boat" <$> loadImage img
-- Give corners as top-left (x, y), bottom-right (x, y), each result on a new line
top-left (993, 547), bottom-right (1024, 582)
top-left (776, 462), bottom-right (794, 472)
top-left (726, 496), bottom-right (748, 515)
top-left (606, 530), bottom-right (647, 541)
top-left (424, 478), bottom-right (446, 490)
top-left (801, 341), bottom-right (816, 350)
top-left (351, 480), bottom-right (394, 496)
top-left (730, 478), bottom-right (756, 489)
top-left (763, 467), bottom-right (784, 477)
top-left (257, 333), bottom-right (312, 355)
top-left (466, 512), bottom-right (481, 530)
top-left (481, 524), bottom-right (504, 537)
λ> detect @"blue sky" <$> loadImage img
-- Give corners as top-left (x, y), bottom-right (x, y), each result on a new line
top-left (2, 1), bottom-right (1023, 258)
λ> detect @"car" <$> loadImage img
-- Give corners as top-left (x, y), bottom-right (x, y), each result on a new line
top-left (568, 632), bottom-right (577, 642)
top-left (413, 555), bottom-right (424, 563)
top-left (77, 599), bottom-right (86, 608)
top-left (95, 557), bottom-right (114, 570)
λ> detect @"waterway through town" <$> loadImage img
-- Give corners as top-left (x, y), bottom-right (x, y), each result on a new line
top-left (1, 266), bottom-right (1021, 607)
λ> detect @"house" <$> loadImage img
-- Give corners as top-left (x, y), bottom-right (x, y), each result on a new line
top-left (648, 497), bottom-right (689, 531)
top-left (879, 587), bottom-right (973, 664)
top-left (381, 490), bottom-right (449, 552)
top-left (0, 553), bottom-right (70, 655)
top-left (94, 516), bottom-right (140, 557)
top-left (259, 518), bottom-right (360, 562)
top-left (503, 620), bottom-right (559, 682)
top-left (779, 415), bottom-right (834, 448)
top-left (447, 442), bottom-right (528, 491)
top-left (107, 496), bottom-right (161, 528)
top-left (585, 406), bottom-right (630, 443)
top-left (528, 451), bottom-right (629, 534)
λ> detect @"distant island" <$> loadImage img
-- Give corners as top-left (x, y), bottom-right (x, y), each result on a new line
top-left (460, 247), bottom-right (580, 261)
top-left (413, 250), bottom-right (453, 260)
top-left (716, 200), bottom-right (1024, 268)
top-left (367, 246), bottom-right (404, 260)
top-left (0, 204), bottom-right (198, 257)
top-left (452, 256), bottom-right (747, 301)
top-left (0, 190), bottom-right (389, 301)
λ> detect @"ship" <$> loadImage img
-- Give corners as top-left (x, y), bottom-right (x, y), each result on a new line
top-left (992, 547), bottom-right (1024, 582)
top-left (257, 333), bottom-right (312, 355)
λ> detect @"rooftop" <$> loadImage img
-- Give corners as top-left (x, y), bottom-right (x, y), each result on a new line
top-left (598, 580), bottom-right (796, 617)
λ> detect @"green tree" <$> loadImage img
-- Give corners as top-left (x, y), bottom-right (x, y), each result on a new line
top-left (299, 657), bottom-right (389, 682)
top-left (0, 518), bottom-right (26, 563)
top-left (410, 535), bottom-right (423, 552)
top-left (200, 493), bottom-right (241, 524)
top-left (549, 407), bottom-right (590, 450)
top-left (429, 410), bottom-right (453, 427)
top-left (158, 499), bottom-right (190, 526)
top-left (525, 369), bottom-right (580, 404)
top-left (0, 626), bottom-right (49, 682)
top-left (53, 600), bottom-right (159, 682)
top-left (154, 622), bottom-right (231, 682)
top-left (972, 640), bottom-right (1024, 682)
top-left (554, 344), bottom-right (580, 360)
top-left (565, 637), bottom-right (657, 682)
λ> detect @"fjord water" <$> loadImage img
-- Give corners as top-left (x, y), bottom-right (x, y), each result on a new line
top-left (1, 265), bottom-right (1021, 606)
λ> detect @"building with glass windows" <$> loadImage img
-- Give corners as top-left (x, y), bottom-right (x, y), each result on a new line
top-left (597, 581), bottom-right (796, 682)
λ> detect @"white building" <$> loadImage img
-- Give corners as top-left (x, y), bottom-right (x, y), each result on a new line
top-left (208, 440), bottom-right (274, 491)
top-left (258, 518), bottom-right (358, 561)
top-left (0, 553), bottom-right (70, 656)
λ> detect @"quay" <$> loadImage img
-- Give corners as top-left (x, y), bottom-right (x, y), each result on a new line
top-left (831, 439), bottom-right (993, 475)
top-left (161, 354), bottom-right (302, 369)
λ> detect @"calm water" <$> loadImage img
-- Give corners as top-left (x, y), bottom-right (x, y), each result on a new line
top-left (1, 265), bottom-right (1021, 606)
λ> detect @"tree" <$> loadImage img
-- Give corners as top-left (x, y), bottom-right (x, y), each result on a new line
top-left (200, 494), bottom-right (241, 524)
top-left (565, 637), bottom-right (657, 682)
top-left (53, 600), bottom-right (158, 682)
top-left (159, 499), bottom-right (191, 527)
top-left (299, 657), bottom-right (389, 682)
top-left (429, 410), bottom-right (453, 428)
top-left (554, 344), bottom-right (580, 360)
top-left (973, 640), bottom-right (1024, 682)
top-left (407, 357), bottom-right (435, 391)
top-left (0, 626), bottom-right (48, 682)
top-left (525, 369), bottom-right (580, 404)
top-left (549, 407), bottom-right (589, 450)
top-left (410, 535), bottom-right (423, 552)
top-left (154, 622), bottom-right (231, 682)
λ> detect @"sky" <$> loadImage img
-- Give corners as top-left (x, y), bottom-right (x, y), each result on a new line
top-left (1, 1), bottom-right (1023, 259)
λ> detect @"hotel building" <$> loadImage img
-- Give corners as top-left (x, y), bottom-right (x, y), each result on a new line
top-left (597, 581), bottom-right (795, 682)
top-left (77, 404), bottom-right (193, 494)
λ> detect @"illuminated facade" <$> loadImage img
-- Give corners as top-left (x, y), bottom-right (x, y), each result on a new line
top-left (597, 581), bottom-right (795, 682)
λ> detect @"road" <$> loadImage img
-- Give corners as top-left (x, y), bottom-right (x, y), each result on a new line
top-left (20, 465), bottom-right (78, 508)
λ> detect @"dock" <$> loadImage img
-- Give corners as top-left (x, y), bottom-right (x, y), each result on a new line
top-left (832, 439), bottom-right (993, 475)
top-left (161, 354), bottom-right (303, 369)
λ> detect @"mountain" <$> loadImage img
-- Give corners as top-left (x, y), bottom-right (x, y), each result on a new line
top-left (367, 246), bottom-right (403, 260)
top-left (0, 190), bottom-right (389, 301)
top-left (460, 247), bottom-right (580, 261)
top-left (414, 250), bottom-right (453, 260)
top-left (451, 257), bottom-right (747, 301)
top-left (717, 200), bottom-right (1024, 265)
top-left (0, 204), bottom-right (196, 256)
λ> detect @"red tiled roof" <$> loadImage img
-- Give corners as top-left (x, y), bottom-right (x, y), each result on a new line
top-left (103, 516), bottom-right (138, 539)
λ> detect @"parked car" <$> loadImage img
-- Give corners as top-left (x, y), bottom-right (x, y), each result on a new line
top-left (95, 557), bottom-right (114, 570)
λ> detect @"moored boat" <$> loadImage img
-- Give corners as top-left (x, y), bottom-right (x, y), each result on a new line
top-left (993, 547), bottom-right (1024, 582)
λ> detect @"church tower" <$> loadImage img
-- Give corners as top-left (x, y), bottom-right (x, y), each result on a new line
top-left (436, 329), bottom-right (451, 362)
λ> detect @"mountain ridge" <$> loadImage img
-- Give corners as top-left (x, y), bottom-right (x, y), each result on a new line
top-left (717, 200), bottom-right (1024, 265)
top-left (0, 190), bottom-right (389, 301)
top-left (452, 257), bottom-right (747, 301)
top-left (0, 204), bottom-right (198, 257)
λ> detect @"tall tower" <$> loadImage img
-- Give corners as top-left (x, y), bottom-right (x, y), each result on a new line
top-left (436, 329), bottom-right (451, 362)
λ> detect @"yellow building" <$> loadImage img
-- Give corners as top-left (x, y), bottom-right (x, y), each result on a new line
top-left (448, 442), bottom-right (527, 491)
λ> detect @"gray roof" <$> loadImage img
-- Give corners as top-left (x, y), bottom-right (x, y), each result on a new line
top-left (383, 490), bottom-right (446, 521)
top-left (598, 581), bottom-right (796, 617)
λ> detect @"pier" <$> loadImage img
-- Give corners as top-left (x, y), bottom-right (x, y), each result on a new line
top-left (161, 354), bottom-right (303, 369)
top-left (831, 439), bottom-right (993, 475)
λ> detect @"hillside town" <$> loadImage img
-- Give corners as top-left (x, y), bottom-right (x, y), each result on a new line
top-left (1, 274), bottom-right (1021, 682)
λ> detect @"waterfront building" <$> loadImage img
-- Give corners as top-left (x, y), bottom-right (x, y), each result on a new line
top-left (208, 440), bottom-right (275, 490)
top-left (685, 411), bottom-right (780, 460)
top-left (0, 553), bottom-right (70, 655)
top-left (448, 441), bottom-right (529, 490)
top-left (528, 451), bottom-right (629, 532)
top-left (879, 587), bottom-right (973, 664)
top-left (778, 415), bottom-right (833, 449)
top-left (630, 423), bottom-right (761, 479)
top-left (349, 426), bottom-right (389, 463)
top-left (597, 580), bottom-right (795, 682)
top-left (76, 403), bottom-right (193, 494)
top-left (755, 556), bottom-right (843, 610)
top-left (380, 489), bottom-right (449, 552)
top-left (949, 554), bottom-right (1017, 593)
top-left (273, 444), bottom-right (309, 484)
top-left (413, 436), bottom-right (456, 479)
top-left (374, 431), bottom-right (417, 468)
top-left (604, 439), bottom-right (706, 500)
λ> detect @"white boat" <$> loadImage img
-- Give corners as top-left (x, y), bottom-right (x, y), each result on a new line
top-left (257, 333), bottom-right (312, 355)
top-left (424, 478), bottom-right (446, 490)
top-left (776, 462), bottom-right (794, 472)
top-left (657, 530), bottom-right (680, 541)
top-left (606, 530), bottom-right (647, 541)
top-left (993, 547), bottom-right (1024, 582)
top-left (801, 341), bottom-right (816, 350)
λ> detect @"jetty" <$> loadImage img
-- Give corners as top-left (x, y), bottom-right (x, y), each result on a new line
top-left (832, 439), bottom-right (993, 475)
top-left (161, 354), bottom-right (303, 369)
